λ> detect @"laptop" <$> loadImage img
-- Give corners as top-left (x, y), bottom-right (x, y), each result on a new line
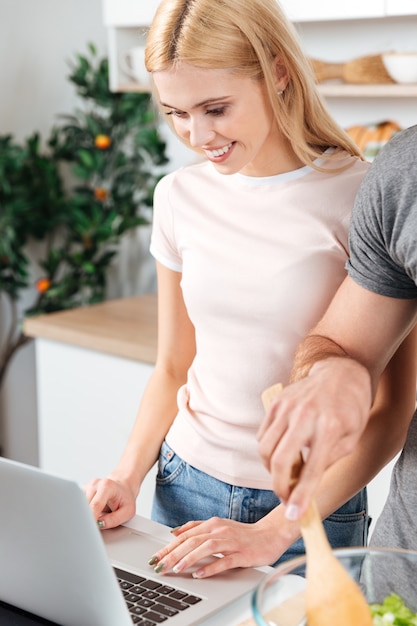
top-left (0, 456), bottom-right (265, 625)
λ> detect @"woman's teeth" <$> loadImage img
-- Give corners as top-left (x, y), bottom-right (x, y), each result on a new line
top-left (207, 143), bottom-right (232, 158)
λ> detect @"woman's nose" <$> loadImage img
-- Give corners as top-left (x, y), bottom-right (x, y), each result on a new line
top-left (187, 118), bottom-right (216, 148)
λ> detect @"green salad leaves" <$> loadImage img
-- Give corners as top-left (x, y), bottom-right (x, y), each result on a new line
top-left (370, 594), bottom-right (417, 625)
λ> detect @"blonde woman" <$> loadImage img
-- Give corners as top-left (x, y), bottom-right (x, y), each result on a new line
top-left (85, 0), bottom-right (416, 578)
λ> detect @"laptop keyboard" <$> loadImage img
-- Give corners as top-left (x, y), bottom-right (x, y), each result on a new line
top-left (115, 567), bottom-right (203, 625)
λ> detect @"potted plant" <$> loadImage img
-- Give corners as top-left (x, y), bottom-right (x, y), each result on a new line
top-left (0, 43), bottom-right (168, 391)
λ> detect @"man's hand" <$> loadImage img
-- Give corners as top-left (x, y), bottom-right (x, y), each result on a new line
top-left (257, 357), bottom-right (372, 520)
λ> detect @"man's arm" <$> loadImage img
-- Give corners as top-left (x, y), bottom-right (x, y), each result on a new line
top-left (258, 275), bottom-right (417, 520)
top-left (295, 276), bottom-right (417, 389)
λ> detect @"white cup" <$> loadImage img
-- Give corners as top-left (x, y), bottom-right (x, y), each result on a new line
top-left (120, 46), bottom-right (150, 86)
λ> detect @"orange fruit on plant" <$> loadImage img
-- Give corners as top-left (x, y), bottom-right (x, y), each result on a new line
top-left (94, 187), bottom-right (109, 201)
top-left (36, 278), bottom-right (51, 294)
top-left (94, 134), bottom-right (112, 149)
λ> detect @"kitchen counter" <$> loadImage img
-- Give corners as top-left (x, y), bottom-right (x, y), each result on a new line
top-left (24, 294), bottom-right (158, 518)
top-left (24, 292), bottom-right (158, 364)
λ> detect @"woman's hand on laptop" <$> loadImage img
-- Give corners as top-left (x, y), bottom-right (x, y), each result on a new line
top-left (84, 476), bottom-right (137, 529)
top-left (147, 511), bottom-right (296, 578)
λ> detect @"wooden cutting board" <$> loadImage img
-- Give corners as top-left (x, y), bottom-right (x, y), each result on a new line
top-left (237, 590), bottom-right (305, 626)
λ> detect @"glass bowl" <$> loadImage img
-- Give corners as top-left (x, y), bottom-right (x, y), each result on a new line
top-left (252, 546), bottom-right (417, 626)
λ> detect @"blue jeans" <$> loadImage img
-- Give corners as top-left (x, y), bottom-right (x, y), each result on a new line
top-left (151, 440), bottom-right (369, 566)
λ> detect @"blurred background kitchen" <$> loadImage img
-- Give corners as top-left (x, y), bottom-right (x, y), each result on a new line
top-left (1, 0), bottom-right (416, 523)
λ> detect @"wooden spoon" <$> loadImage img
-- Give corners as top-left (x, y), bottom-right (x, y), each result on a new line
top-left (261, 383), bottom-right (373, 626)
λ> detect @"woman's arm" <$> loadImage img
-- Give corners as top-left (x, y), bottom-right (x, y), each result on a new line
top-left (85, 262), bottom-right (196, 528)
top-left (143, 328), bottom-right (417, 577)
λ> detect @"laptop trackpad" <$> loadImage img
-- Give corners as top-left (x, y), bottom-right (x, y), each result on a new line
top-left (103, 525), bottom-right (218, 577)
top-left (104, 526), bottom-right (167, 564)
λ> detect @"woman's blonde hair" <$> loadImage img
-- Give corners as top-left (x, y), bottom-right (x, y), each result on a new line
top-left (145, 0), bottom-right (362, 168)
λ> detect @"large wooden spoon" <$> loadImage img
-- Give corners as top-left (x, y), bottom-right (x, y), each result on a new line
top-left (261, 383), bottom-right (373, 626)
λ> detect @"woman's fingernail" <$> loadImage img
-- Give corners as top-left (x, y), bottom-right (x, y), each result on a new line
top-left (148, 555), bottom-right (159, 566)
top-left (285, 504), bottom-right (300, 521)
top-left (154, 562), bottom-right (165, 574)
top-left (192, 569), bottom-right (205, 579)
top-left (173, 560), bottom-right (185, 574)
top-left (97, 519), bottom-right (105, 530)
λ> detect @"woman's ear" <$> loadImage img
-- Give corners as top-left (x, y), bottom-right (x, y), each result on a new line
top-left (274, 57), bottom-right (289, 92)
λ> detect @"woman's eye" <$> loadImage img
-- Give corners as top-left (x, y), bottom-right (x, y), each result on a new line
top-left (166, 110), bottom-right (186, 118)
top-left (206, 107), bottom-right (226, 116)
top-left (165, 106), bottom-right (226, 118)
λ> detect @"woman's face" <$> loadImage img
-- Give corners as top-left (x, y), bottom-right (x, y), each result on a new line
top-left (153, 62), bottom-right (300, 177)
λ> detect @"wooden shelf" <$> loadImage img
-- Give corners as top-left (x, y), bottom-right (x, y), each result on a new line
top-left (113, 81), bottom-right (417, 98)
top-left (115, 81), bottom-right (151, 93)
top-left (110, 81), bottom-right (417, 98)
top-left (318, 83), bottom-right (417, 97)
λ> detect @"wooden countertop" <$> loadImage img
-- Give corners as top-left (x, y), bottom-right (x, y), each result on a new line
top-left (23, 293), bottom-right (157, 364)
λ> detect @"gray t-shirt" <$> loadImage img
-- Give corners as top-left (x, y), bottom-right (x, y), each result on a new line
top-left (346, 125), bottom-right (417, 550)
top-left (347, 124), bottom-right (417, 299)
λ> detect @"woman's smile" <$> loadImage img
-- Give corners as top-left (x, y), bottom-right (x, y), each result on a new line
top-left (204, 142), bottom-right (235, 162)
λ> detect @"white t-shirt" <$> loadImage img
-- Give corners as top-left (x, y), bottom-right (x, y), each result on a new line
top-left (150, 152), bottom-right (369, 490)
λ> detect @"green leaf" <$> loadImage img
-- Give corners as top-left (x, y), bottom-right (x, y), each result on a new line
top-left (77, 148), bottom-right (95, 169)
top-left (0, 42), bottom-right (169, 374)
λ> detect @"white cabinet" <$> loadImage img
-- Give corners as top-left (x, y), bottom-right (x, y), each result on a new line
top-left (385, 0), bottom-right (417, 15)
top-left (102, 0), bottom-right (417, 25)
top-left (279, 0), bottom-right (384, 22)
top-left (106, 27), bottom-right (149, 92)
top-left (24, 295), bottom-right (159, 518)
top-left (103, 0), bottom-right (160, 92)
top-left (279, 0), bottom-right (417, 21)
top-left (34, 339), bottom-right (156, 518)
top-left (102, 0), bottom-right (159, 26)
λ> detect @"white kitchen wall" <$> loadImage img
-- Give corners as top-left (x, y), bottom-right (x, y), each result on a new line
top-left (0, 0), bottom-right (107, 141)
top-left (0, 0), bottom-right (108, 463)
